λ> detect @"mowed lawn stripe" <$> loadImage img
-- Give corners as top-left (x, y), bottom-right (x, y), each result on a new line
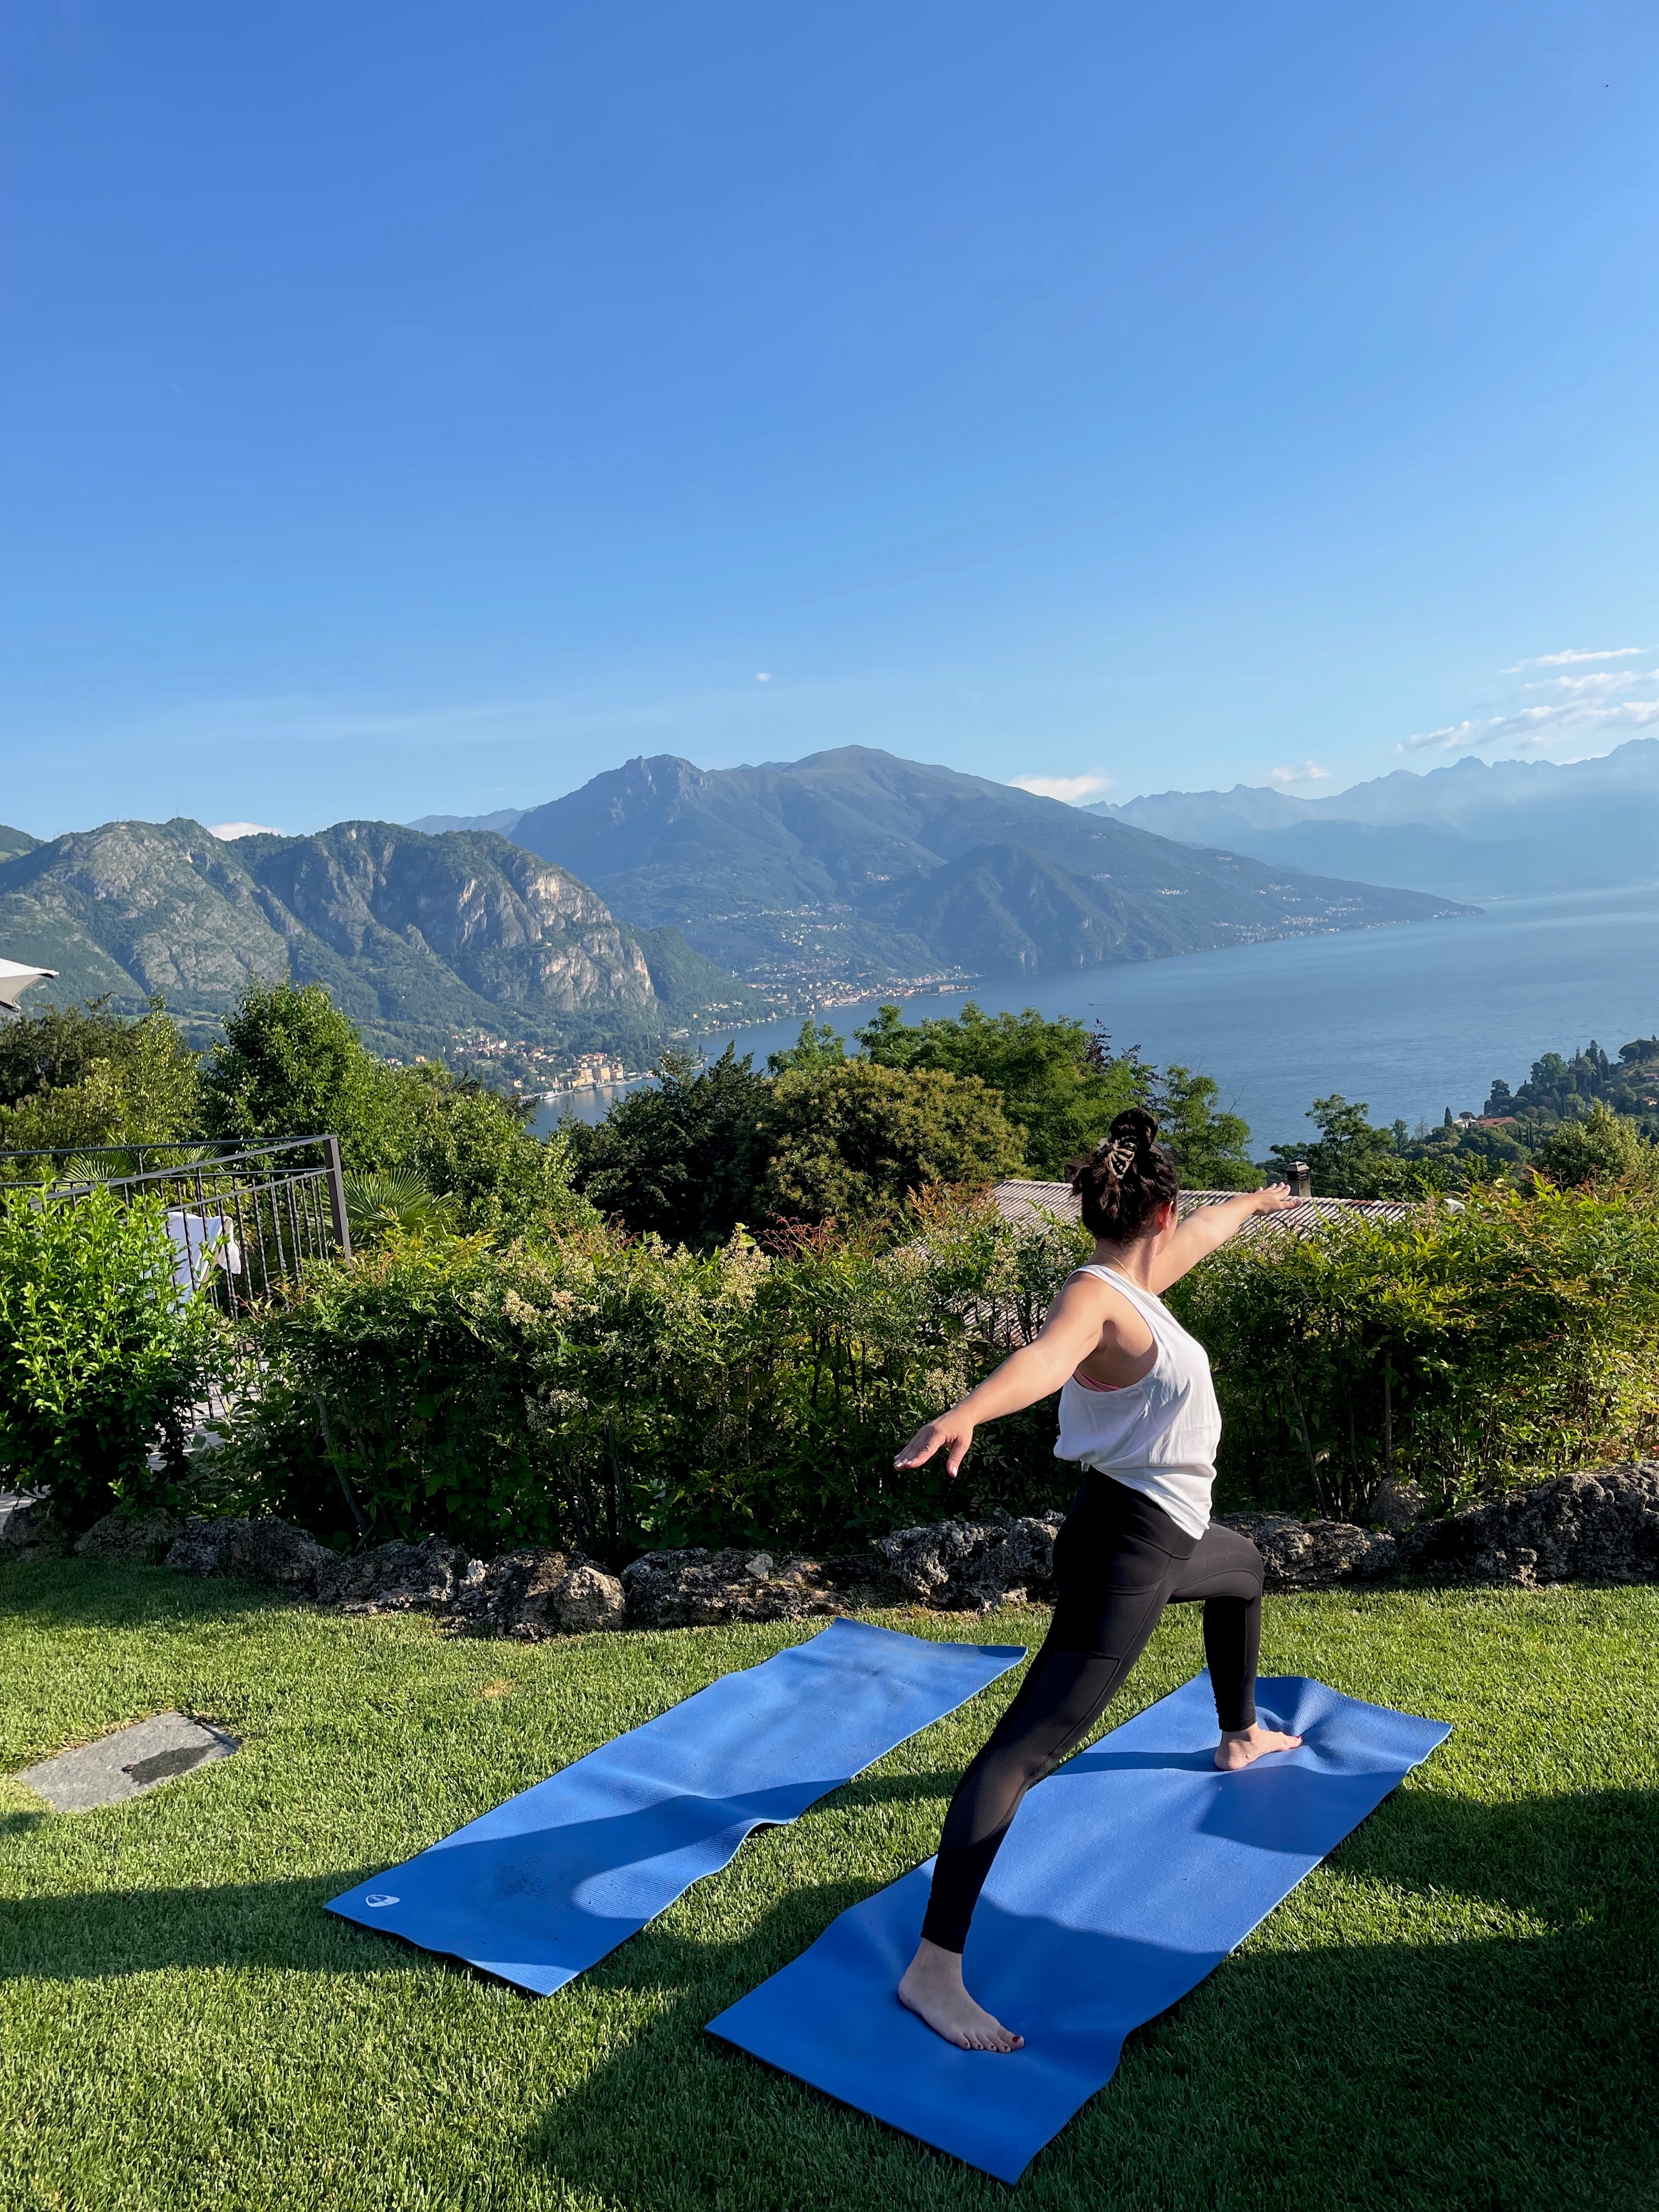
top-left (2, 1560), bottom-right (1655, 2212)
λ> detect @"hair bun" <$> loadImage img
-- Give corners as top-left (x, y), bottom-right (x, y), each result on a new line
top-left (1107, 1105), bottom-right (1160, 1154)
top-left (1069, 1104), bottom-right (1177, 1243)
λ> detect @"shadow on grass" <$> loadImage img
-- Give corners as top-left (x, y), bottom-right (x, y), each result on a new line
top-left (0, 1767), bottom-right (950, 1991)
top-left (0, 1556), bottom-right (305, 1634)
top-left (0, 1868), bottom-right (416, 1983)
top-left (519, 1786), bottom-right (1659, 2212)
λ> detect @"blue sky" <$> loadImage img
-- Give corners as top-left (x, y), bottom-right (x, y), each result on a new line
top-left (5, 1), bottom-right (1659, 837)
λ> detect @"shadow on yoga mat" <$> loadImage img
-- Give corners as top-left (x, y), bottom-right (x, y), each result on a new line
top-left (708, 1672), bottom-right (1451, 2183)
top-left (328, 1616), bottom-right (1023, 1995)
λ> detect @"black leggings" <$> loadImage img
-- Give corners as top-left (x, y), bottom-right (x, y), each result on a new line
top-left (919, 1474), bottom-right (1265, 1954)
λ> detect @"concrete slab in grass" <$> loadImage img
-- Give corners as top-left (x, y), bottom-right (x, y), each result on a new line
top-left (14, 1712), bottom-right (240, 1812)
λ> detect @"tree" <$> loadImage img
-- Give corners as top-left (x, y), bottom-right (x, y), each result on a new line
top-left (0, 1000), bottom-right (200, 1159)
top-left (199, 982), bottom-right (409, 1167)
top-left (396, 1064), bottom-right (591, 1235)
top-left (1267, 1094), bottom-right (1419, 1199)
top-left (760, 1059), bottom-right (1025, 1225)
top-left (1533, 1101), bottom-right (1651, 1189)
top-left (767, 1020), bottom-right (847, 1074)
top-left (565, 1046), bottom-right (773, 1246)
top-left (200, 981), bottom-right (587, 1233)
top-left (853, 1002), bottom-right (1148, 1176)
top-left (1154, 1066), bottom-right (1263, 1190)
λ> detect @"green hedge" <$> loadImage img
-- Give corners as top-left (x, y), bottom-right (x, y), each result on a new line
top-left (0, 1188), bottom-right (219, 1529)
top-left (227, 1183), bottom-right (1659, 1556)
top-left (1170, 1184), bottom-right (1659, 1519)
top-left (230, 1201), bottom-right (1091, 1559)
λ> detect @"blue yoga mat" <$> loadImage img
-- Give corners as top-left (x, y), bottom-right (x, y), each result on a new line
top-left (328, 1616), bottom-right (1023, 1995)
top-left (709, 1672), bottom-right (1451, 2182)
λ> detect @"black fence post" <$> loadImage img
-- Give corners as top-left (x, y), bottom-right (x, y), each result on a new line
top-left (321, 1135), bottom-right (352, 1261)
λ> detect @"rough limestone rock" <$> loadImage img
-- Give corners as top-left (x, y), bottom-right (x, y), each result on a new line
top-left (872, 1512), bottom-right (1064, 1612)
top-left (1370, 1478), bottom-right (1427, 1536)
top-left (1217, 1513), bottom-right (1398, 1592)
top-left (455, 1548), bottom-right (626, 1639)
top-left (74, 1509), bottom-right (185, 1566)
top-left (1398, 1463), bottom-right (1659, 1587)
top-left (621, 1547), bottom-right (847, 1630)
top-left (163, 1515), bottom-right (336, 1590)
top-left (312, 1537), bottom-right (473, 1615)
top-left (0, 1499), bottom-right (74, 1559)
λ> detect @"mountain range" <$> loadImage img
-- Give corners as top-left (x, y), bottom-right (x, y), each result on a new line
top-left (1, 746), bottom-right (1479, 1063)
top-left (0, 817), bottom-right (757, 1060)
top-left (442, 746), bottom-right (1469, 992)
top-left (1090, 739), bottom-right (1659, 899)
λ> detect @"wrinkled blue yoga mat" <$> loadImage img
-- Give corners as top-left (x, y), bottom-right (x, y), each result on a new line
top-left (709, 1672), bottom-right (1451, 2182)
top-left (328, 1616), bottom-right (1023, 1995)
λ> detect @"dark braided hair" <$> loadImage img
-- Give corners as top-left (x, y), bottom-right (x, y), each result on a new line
top-left (1069, 1105), bottom-right (1180, 1243)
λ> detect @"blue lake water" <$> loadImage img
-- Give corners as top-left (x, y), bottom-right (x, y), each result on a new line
top-left (538, 885), bottom-right (1659, 1154)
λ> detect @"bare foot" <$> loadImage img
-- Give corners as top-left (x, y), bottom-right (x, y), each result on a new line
top-left (898, 1938), bottom-right (1024, 2051)
top-left (1215, 1722), bottom-right (1304, 1770)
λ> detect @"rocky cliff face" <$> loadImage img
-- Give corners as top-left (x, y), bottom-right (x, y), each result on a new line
top-left (0, 816), bottom-right (753, 1051)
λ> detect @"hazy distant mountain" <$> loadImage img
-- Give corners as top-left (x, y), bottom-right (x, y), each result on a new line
top-left (1091, 740), bottom-right (1659, 898)
top-left (0, 823), bottom-right (41, 865)
top-left (507, 746), bottom-right (1471, 991)
top-left (408, 807), bottom-right (524, 836)
top-left (0, 817), bottom-right (758, 1058)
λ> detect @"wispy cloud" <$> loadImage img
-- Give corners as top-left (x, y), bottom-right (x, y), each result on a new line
top-left (1500, 646), bottom-right (1645, 671)
top-left (1257, 760), bottom-right (1332, 789)
top-left (1009, 771), bottom-right (1114, 804)
top-left (208, 821), bottom-right (284, 839)
top-left (1399, 698), bottom-right (1659, 754)
top-left (1523, 667), bottom-right (1659, 695)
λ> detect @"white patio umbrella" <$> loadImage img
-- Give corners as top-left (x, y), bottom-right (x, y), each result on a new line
top-left (0, 959), bottom-right (58, 1012)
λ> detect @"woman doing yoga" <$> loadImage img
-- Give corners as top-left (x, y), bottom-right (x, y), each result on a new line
top-left (893, 1105), bottom-right (1301, 2052)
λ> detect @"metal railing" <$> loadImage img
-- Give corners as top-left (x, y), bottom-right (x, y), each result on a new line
top-left (0, 1135), bottom-right (351, 1316)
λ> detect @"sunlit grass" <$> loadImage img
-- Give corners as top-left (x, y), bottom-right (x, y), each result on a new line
top-left (2, 1560), bottom-right (1654, 2211)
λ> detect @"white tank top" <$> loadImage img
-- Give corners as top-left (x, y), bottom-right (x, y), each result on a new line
top-left (1053, 1263), bottom-right (1221, 1541)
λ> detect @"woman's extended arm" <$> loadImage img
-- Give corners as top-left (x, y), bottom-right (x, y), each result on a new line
top-left (893, 1271), bottom-right (1119, 1477)
top-left (1147, 1182), bottom-right (1296, 1292)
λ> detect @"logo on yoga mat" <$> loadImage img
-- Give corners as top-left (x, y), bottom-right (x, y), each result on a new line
top-left (364, 1893), bottom-right (400, 1906)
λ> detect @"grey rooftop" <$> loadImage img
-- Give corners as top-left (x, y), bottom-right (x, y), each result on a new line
top-left (990, 1179), bottom-right (1414, 1240)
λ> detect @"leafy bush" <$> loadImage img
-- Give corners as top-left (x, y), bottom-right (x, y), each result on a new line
top-left (201, 980), bottom-right (592, 1237)
top-left (1170, 1183), bottom-right (1659, 1520)
top-left (1532, 1101), bottom-right (1652, 1189)
top-left (760, 1060), bottom-right (1025, 1224)
top-left (0, 1001), bottom-right (201, 1164)
top-left (232, 1199), bottom-right (1091, 1558)
top-left (847, 1001), bottom-right (1261, 1186)
top-left (0, 1188), bottom-right (219, 1528)
top-left (562, 1046), bottom-right (774, 1247)
top-left (567, 1046), bottom-right (1027, 1243)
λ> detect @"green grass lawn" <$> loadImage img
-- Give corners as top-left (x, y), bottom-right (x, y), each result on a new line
top-left (2, 1561), bottom-right (1655, 2212)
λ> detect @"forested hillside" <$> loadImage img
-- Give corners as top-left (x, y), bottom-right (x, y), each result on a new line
top-left (507, 746), bottom-right (1471, 991)
top-left (0, 817), bottom-right (759, 1062)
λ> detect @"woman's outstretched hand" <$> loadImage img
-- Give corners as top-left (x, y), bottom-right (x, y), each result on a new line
top-left (894, 1413), bottom-right (976, 1477)
top-left (1254, 1181), bottom-right (1298, 1215)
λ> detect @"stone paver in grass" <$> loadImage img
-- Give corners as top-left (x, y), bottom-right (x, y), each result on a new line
top-left (14, 1711), bottom-right (239, 1812)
